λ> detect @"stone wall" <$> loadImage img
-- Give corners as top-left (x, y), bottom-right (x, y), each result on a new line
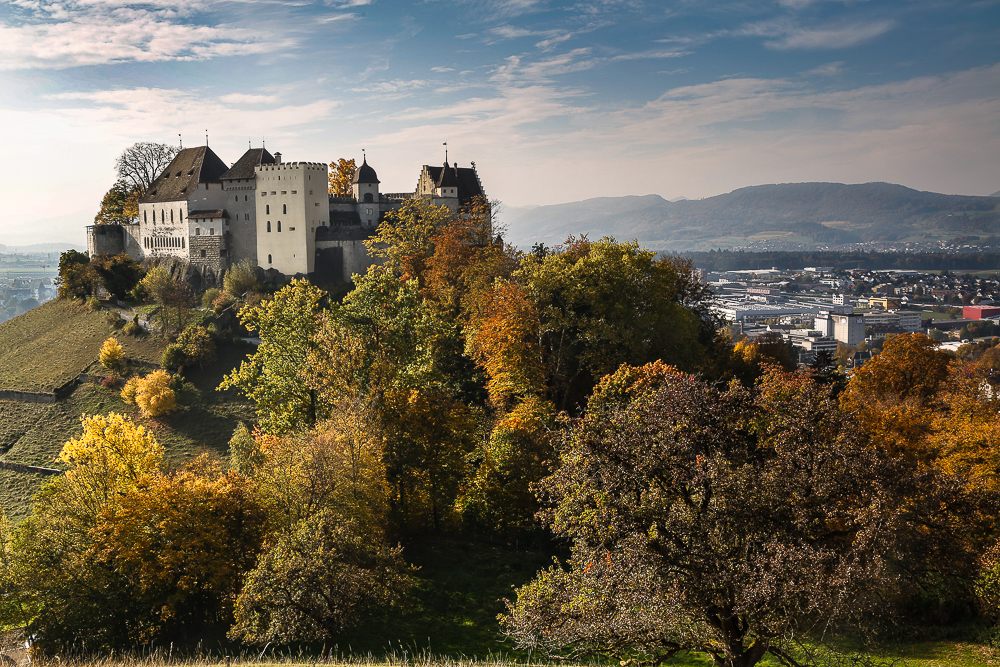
top-left (314, 225), bottom-right (383, 283)
top-left (189, 234), bottom-right (227, 274)
top-left (87, 224), bottom-right (125, 257)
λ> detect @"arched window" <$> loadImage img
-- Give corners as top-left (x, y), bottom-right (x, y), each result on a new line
top-left (267, 221), bottom-right (271, 232)
top-left (244, 195), bottom-right (248, 201)
top-left (170, 210), bottom-right (173, 222)
top-left (277, 221), bottom-right (282, 232)
top-left (282, 204), bottom-right (287, 214)
top-left (268, 254), bottom-right (272, 264)
top-left (266, 204), bottom-right (270, 215)
top-left (143, 210), bottom-right (147, 223)
top-left (364, 192), bottom-right (373, 203)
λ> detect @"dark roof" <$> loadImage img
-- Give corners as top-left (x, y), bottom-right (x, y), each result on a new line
top-left (141, 147), bottom-right (229, 203)
top-left (424, 163), bottom-right (485, 205)
top-left (352, 157), bottom-right (380, 184)
top-left (221, 148), bottom-right (275, 180)
top-left (437, 161), bottom-right (459, 188)
top-left (188, 209), bottom-right (229, 219)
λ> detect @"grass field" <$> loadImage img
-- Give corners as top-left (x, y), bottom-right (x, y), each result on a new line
top-left (0, 299), bottom-right (167, 393)
top-left (0, 301), bottom-right (256, 520)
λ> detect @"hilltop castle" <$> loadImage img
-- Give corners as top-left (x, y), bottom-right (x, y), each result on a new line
top-left (87, 146), bottom-right (487, 284)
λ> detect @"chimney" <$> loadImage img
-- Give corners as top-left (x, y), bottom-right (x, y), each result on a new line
top-left (274, 152), bottom-right (282, 164)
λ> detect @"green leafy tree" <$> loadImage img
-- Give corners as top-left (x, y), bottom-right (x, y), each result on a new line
top-left (57, 249), bottom-right (98, 299)
top-left (176, 324), bottom-right (216, 368)
top-left (219, 279), bottom-right (328, 434)
top-left (223, 259), bottom-right (259, 300)
top-left (92, 252), bottom-right (142, 300)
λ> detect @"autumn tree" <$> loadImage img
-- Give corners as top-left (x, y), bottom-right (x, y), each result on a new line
top-left (364, 198), bottom-right (456, 280)
top-left (122, 370), bottom-right (177, 417)
top-left (115, 142), bottom-right (179, 195)
top-left (328, 157), bottom-right (357, 196)
top-left (230, 510), bottom-right (412, 648)
top-left (99, 336), bottom-right (126, 374)
top-left (840, 333), bottom-right (953, 457)
top-left (219, 279), bottom-right (328, 433)
top-left (501, 368), bottom-right (985, 667)
top-left (94, 180), bottom-right (140, 225)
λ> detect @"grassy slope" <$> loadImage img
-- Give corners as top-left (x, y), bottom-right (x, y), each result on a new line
top-left (0, 299), bottom-right (166, 392)
top-left (0, 300), bottom-right (255, 521)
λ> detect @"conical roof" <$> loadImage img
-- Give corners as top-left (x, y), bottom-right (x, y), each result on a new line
top-left (352, 156), bottom-right (380, 184)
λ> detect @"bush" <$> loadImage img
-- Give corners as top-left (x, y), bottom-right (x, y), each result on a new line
top-left (211, 290), bottom-right (232, 315)
top-left (134, 370), bottom-right (177, 417)
top-left (161, 343), bottom-right (186, 373)
top-left (201, 288), bottom-right (221, 309)
top-left (170, 374), bottom-right (201, 406)
top-left (176, 324), bottom-right (216, 368)
top-left (224, 260), bottom-right (258, 299)
top-left (92, 253), bottom-right (142, 301)
top-left (86, 296), bottom-right (101, 312)
top-left (104, 309), bottom-right (123, 328)
top-left (123, 315), bottom-right (142, 337)
top-left (121, 376), bottom-right (140, 405)
top-left (99, 337), bottom-right (126, 374)
top-left (100, 375), bottom-right (120, 389)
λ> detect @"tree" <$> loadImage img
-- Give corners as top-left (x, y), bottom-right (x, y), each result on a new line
top-left (219, 279), bottom-right (327, 434)
top-left (115, 142), bottom-right (180, 195)
top-left (57, 249), bottom-right (98, 299)
top-left (502, 369), bottom-right (980, 667)
top-left (92, 252), bottom-right (142, 300)
top-left (840, 333), bottom-right (953, 457)
top-left (93, 180), bottom-right (140, 225)
top-left (328, 158), bottom-right (357, 197)
top-left (122, 370), bottom-right (177, 417)
top-left (176, 324), bottom-right (216, 368)
top-left (230, 510), bottom-right (412, 648)
top-left (223, 259), bottom-right (259, 299)
top-left (364, 198), bottom-right (456, 280)
top-left (99, 336), bottom-right (126, 374)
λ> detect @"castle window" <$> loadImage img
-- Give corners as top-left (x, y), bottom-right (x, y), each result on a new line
top-left (267, 221), bottom-right (271, 232)
top-left (143, 211), bottom-right (147, 223)
top-left (291, 190), bottom-right (297, 194)
top-left (244, 195), bottom-right (248, 201)
top-left (268, 254), bottom-right (272, 264)
top-left (266, 205), bottom-right (270, 215)
top-left (281, 191), bottom-right (287, 195)
top-left (201, 250), bottom-right (206, 258)
top-left (210, 228), bottom-right (215, 235)
top-left (262, 192), bottom-right (266, 197)
top-left (289, 227), bottom-right (295, 231)
top-left (277, 221), bottom-right (282, 232)
top-left (196, 228), bottom-right (200, 236)
top-left (182, 237), bottom-right (185, 249)
top-left (282, 204), bottom-right (287, 214)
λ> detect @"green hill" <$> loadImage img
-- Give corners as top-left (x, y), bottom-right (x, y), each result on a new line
top-left (0, 299), bottom-right (254, 521)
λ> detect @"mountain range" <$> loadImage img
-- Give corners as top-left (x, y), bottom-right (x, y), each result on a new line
top-left (499, 182), bottom-right (1000, 251)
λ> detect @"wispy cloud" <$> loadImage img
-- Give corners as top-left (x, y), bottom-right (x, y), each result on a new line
top-left (0, 0), bottom-right (287, 69)
top-left (802, 61), bottom-right (845, 77)
top-left (765, 20), bottom-right (894, 49)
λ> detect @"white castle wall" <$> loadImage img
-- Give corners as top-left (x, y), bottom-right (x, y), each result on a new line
top-left (256, 162), bottom-right (329, 276)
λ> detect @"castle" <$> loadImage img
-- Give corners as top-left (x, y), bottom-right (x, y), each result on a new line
top-left (87, 146), bottom-right (487, 284)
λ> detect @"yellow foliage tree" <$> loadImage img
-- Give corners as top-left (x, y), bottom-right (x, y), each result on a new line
top-left (58, 413), bottom-right (164, 517)
top-left (328, 158), bottom-right (357, 196)
top-left (99, 337), bottom-right (125, 374)
top-left (121, 370), bottom-right (177, 417)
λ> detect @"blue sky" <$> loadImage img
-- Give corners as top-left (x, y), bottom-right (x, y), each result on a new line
top-left (1, 0), bottom-right (998, 245)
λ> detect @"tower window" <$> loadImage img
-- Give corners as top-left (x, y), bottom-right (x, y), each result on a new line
top-left (170, 210), bottom-right (173, 222)
top-left (267, 221), bottom-right (271, 232)
top-left (282, 204), bottom-right (287, 214)
top-left (268, 254), bottom-right (272, 264)
top-left (210, 228), bottom-right (215, 236)
top-left (266, 204), bottom-right (270, 215)
top-left (277, 221), bottom-right (282, 232)
top-left (201, 249), bottom-right (206, 258)
top-left (196, 228), bottom-right (200, 236)
top-left (143, 211), bottom-right (147, 223)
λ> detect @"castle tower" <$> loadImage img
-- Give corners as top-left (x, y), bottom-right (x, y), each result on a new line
top-left (352, 156), bottom-right (381, 226)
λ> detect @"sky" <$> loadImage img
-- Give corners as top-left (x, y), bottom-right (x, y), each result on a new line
top-left (1, 0), bottom-right (999, 246)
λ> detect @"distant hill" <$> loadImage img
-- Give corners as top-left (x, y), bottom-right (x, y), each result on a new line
top-left (0, 242), bottom-right (83, 254)
top-left (992, 189), bottom-right (1000, 198)
top-left (498, 182), bottom-right (1000, 251)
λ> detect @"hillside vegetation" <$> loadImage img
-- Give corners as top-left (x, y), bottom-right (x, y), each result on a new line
top-left (0, 299), bottom-right (164, 392)
top-left (501, 182), bottom-right (1000, 250)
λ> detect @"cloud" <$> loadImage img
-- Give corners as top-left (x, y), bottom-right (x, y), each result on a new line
top-left (432, 66), bottom-right (455, 72)
top-left (766, 20), bottom-right (894, 49)
top-left (218, 93), bottom-right (280, 104)
top-left (802, 61), bottom-right (845, 77)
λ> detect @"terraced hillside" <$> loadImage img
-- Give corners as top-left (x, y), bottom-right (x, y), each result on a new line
top-left (0, 300), bottom-right (254, 520)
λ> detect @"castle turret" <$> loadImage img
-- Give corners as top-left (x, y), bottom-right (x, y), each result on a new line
top-left (352, 156), bottom-right (381, 226)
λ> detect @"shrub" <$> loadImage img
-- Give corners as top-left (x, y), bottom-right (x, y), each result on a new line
top-left (177, 324), bottom-right (216, 368)
top-left (170, 374), bottom-right (201, 406)
top-left (201, 288), bottom-right (221, 309)
top-left (86, 296), bottom-right (101, 312)
top-left (92, 253), bottom-right (142, 300)
top-left (223, 260), bottom-right (258, 299)
top-left (104, 309), bottom-right (123, 328)
top-left (134, 370), bottom-right (177, 417)
top-left (161, 343), bottom-right (186, 373)
top-left (123, 315), bottom-right (142, 336)
top-left (100, 375), bottom-right (120, 389)
top-left (99, 337), bottom-right (126, 374)
top-left (121, 376), bottom-right (141, 405)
